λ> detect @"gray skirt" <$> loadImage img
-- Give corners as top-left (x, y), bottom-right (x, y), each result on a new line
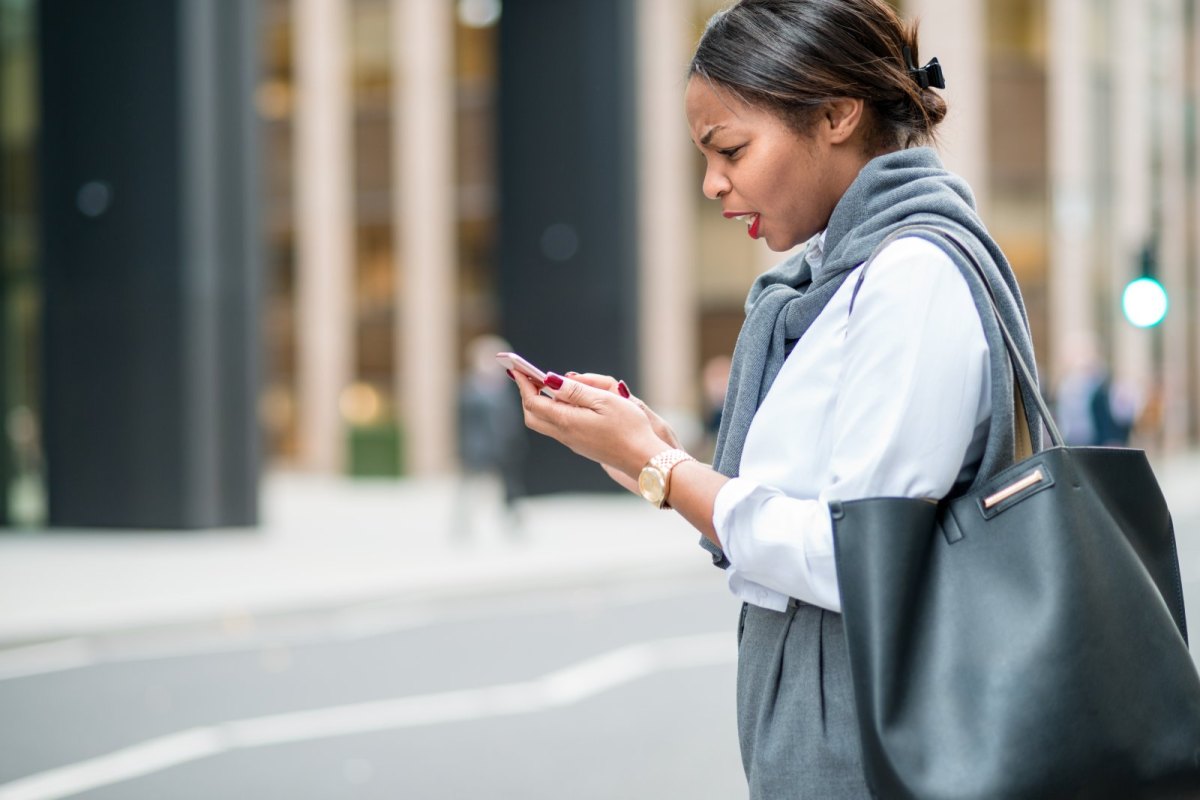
top-left (737, 600), bottom-right (873, 799)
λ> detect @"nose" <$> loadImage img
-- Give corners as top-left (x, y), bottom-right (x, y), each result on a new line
top-left (702, 162), bottom-right (730, 200)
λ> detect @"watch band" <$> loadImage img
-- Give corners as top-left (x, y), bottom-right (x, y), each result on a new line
top-left (647, 448), bottom-right (696, 509)
top-left (649, 448), bottom-right (695, 474)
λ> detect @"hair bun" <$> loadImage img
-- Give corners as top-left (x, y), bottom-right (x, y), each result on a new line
top-left (691, 0), bottom-right (950, 150)
top-left (900, 22), bottom-right (947, 138)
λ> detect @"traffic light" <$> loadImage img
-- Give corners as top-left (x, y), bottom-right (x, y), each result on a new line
top-left (1122, 242), bottom-right (1168, 328)
top-left (1122, 277), bottom-right (1169, 328)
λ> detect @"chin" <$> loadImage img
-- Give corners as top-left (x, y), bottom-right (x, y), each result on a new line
top-left (764, 234), bottom-right (801, 252)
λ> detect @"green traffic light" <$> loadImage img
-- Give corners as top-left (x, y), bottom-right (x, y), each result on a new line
top-left (1122, 277), bottom-right (1168, 328)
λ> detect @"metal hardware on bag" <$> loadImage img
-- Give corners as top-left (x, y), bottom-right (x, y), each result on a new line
top-left (983, 468), bottom-right (1045, 510)
top-left (940, 505), bottom-right (965, 544)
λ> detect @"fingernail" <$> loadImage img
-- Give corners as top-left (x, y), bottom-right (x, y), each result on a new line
top-left (505, 369), bottom-right (515, 381)
top-left (565, 371), bottom-right (578, 377)
top-left (544, 372), bottom-right (564, 391)
top-left (617, 380), bottom-right (631, 399)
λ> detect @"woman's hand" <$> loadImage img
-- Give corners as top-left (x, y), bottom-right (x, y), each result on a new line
top-left (559, 372), bottom-right (684, 493)
top-left (512, 371), bottom-right (669, 482)
top-left (514, 370), bottom-right (727, 548)
top-left (565, 373), bottom-right (684, 450)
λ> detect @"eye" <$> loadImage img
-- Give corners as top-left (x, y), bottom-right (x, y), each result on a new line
top-left (717, 145), bottom-right (745, 159)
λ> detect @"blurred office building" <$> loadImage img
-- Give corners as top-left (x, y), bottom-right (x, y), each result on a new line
top-left (2, 0), bottom-right (1200, 529)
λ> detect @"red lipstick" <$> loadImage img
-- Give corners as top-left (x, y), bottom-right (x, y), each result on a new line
top-left (723, 210), bottom-right (761, 238)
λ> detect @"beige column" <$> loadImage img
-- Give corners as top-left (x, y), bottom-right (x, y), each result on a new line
top-left (1111, 0), bottom-right (1155, 409)
top-left (1191, 0), bottom-right (1200, 446)
top-left (1047, 0), bottom-right (1095, 381)
top-left (1155, 0), bottom-right (1191, 451)
top-left (392, 0), bottom-right (457, 475)
top-left (636, 0), bottom-right (698, 417)
top-left (903, 0), bottom-right (989, 214)
top-left (294, 0), bottom-right (354, 473)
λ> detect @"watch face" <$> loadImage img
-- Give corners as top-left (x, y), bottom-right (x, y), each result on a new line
top-left (638, 467), bottom-right (667, 504)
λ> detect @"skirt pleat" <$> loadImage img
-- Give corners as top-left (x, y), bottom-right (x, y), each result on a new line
top-left (737, 601), bottom-right (872, 799)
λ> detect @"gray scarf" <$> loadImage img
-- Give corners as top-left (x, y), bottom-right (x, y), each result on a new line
top-left (702, 147), bottom-right (1041, 567)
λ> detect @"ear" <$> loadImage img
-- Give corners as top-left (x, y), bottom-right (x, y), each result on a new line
top-left (822, 97), bottom-right (865, 145)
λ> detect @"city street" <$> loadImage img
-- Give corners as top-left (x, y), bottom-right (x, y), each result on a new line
top-left (6, 0), bottom-right (1200, 797)
top-left (1, 456), bottom-right (1198, 800)
top-left (0, 572), bottom-right (747, 800)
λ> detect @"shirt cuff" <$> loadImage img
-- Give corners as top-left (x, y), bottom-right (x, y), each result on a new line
top-left (712, 477), bottom-right (843, 612)
top-left (712, 476), bottom-right (761, 557)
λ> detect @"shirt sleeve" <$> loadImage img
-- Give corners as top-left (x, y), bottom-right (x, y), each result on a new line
top-left (712, 237), bottom-right (991, 612)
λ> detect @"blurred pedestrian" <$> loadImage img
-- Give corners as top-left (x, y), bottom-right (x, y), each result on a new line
top-left (1054, 333), bottom-right (1141, 446)
top-left (1090, 375), bottom-right (1140, 446)
top-left (510, 1), bottom-right (1042, 796)
top-left (455, 334), bottom-right (527, 540)
top-left (700, 354), bottom-right (732, 459)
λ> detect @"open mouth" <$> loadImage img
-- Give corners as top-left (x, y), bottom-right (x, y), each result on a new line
top-left (724, 211), bottom-right (761, 239)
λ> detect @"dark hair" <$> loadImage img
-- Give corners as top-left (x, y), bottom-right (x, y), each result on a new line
top-left (689, 0), bottom-right (947, 151)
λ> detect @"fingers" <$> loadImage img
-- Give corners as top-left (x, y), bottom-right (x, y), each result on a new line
top-left (611, 386), bottom-right (683, 450)
top-left (543, 373), bottom-right (603, 410)
top-left (511, 369), bottom-right (541, 403)
top-left (620, 388), bottom-right (657, 423)
top-left (559, 372), bottom-right (641, 406)
top-left (563, 373), bottom-right (636, 403)
top-left (512, 371), bottom-right (558, 436)
top-left (513, 372), bottom-right (600, 440)
top-left (512, 370), bottom-right (665, 471)
top-left (566, 372), bottom-right (619, 392)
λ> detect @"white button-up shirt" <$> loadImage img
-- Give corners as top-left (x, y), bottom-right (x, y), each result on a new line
top-left (712, 233), bottom-right (992, 613)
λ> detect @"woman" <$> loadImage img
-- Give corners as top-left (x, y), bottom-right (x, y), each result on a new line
top-left (512, 0), bottom-right (1041, 795)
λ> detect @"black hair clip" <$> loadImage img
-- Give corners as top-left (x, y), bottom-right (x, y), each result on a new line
top-left (903, 45), bottom-right (946, 90)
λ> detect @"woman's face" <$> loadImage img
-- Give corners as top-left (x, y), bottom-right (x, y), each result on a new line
top-left (685, 77), bottom-right (848, 252)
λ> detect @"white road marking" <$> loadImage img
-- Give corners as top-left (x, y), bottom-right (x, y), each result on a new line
top-left (0, 578), bottom-right (724, 682)
top-left (0, 632), bottom-right (735, 800)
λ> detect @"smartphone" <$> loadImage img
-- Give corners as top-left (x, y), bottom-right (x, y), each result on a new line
top-left (496, 351), bottom-right (555, 396)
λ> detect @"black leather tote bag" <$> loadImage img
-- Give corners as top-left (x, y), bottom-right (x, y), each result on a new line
top-left (831, 227), bottom-right (1200, 800)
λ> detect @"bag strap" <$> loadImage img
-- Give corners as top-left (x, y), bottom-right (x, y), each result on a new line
top-left (850, 225), bottom-right (1063, 450)
top-left (1014, 382), bottom-right (1034, 460)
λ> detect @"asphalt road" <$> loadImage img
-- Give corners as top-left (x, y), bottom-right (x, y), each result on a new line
top-left (3, 499), bottom-right (1199, 800)
top-left (0, 574), bottom-right (748, 800)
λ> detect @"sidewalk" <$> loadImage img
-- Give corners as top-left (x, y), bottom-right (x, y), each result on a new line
top-left (2, 449), bottom-right (1199, 649)
top-left (0, 473), bottom-right (713, 648)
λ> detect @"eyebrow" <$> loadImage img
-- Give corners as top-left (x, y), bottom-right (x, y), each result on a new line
top-left (700, 125), bottom-right (725, 146)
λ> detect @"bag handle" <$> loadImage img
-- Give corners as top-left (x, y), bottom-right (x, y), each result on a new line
top-left (856, 224), bottom-right (1064, 449)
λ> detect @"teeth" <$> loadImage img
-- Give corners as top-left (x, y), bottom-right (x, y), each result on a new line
top-left (735, 213), bottom-right (757, 228)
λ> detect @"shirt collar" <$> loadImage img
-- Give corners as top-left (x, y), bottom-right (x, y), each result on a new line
top-left (804, 230), bottom-right (828, 274)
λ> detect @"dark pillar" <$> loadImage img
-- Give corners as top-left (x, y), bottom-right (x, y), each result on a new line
top-left (0, 292), bottom-right (8, 528)
top-left (0, 195), bottom-right (7, 529)
top-left (0, 6), bottom-right (13, 529)
top-left (38, 0), bottom-right (262, 528)
top-left (498, 0), bottom-right (639, 494)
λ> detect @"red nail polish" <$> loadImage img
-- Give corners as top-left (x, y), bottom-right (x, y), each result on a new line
top-left (506, 369), bottom-right (515, 381)
top-left (544, 372), bottom-right (564, 390)
top-left (617, 380), bottom-right (631, 399)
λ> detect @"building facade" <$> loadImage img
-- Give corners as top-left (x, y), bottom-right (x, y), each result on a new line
top-left (2, 0), bottom-right (1198, 528)
top-left (261, 0), bottom-right (1200, 474)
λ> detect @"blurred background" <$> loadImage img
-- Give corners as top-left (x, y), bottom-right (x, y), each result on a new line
top-left (4, 0), bottom-right (1200, 524)
top-left (1, 0), bottom-right (1200, 797)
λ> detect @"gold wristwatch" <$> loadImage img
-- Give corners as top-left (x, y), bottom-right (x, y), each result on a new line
top-left (637, 449), bottom-right (696, 509)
